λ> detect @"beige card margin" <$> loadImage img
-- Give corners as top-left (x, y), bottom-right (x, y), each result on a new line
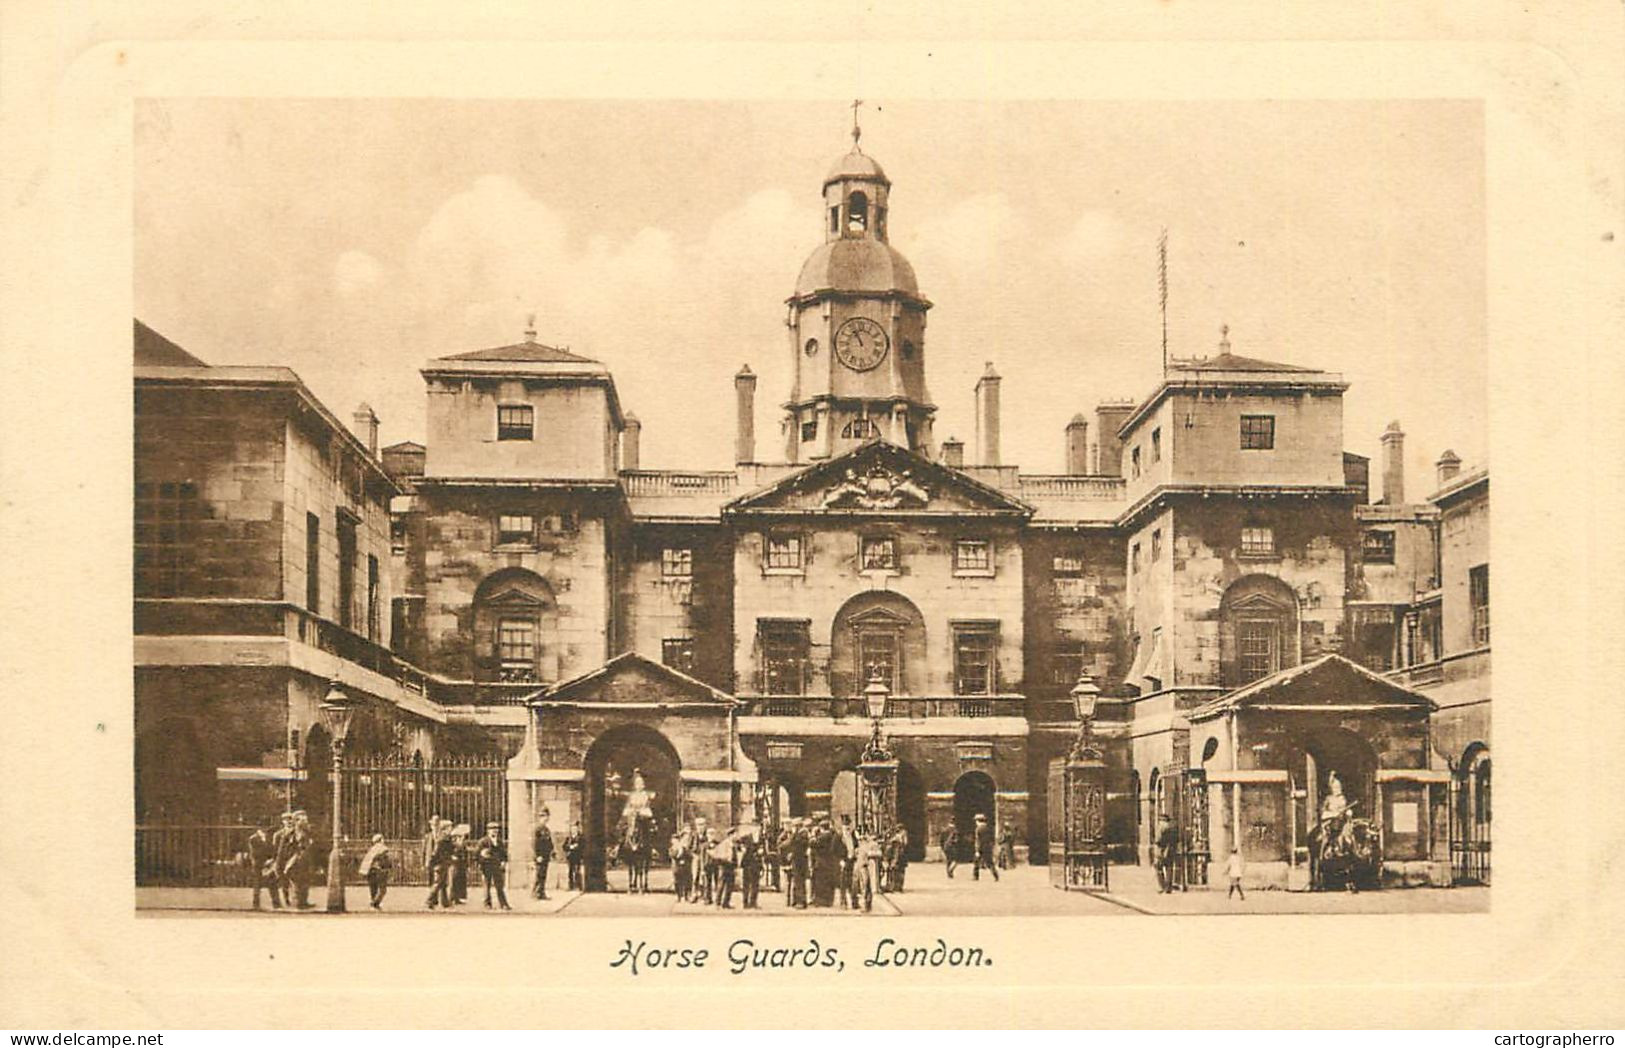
top-left (2, 2), bottom-right (1623, 1030)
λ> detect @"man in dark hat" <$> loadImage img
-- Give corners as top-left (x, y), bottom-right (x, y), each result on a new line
top-left (531, 815), bottom-right (554, 901)
top-left (478, 822), bottom-right (512, 910)
top-left (563, 821), bottom-right (583, 891)
top-left (972, 813), bottom-right (999, 882)
top-left (738, 826), bottom-right (763, 910)
top-left (247, 820), bottom-right (282, 911)
top-left (1155, 815), bottom-right (1181, 893)
top-left (425, 818), bottom-right (455, 910)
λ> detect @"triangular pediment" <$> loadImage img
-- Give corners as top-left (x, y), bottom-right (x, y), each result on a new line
top-left (1189, 655), bottom-right (1438, 722)
top-left (486, 587), bottom-right (549, 608)
top-left (724, 441), bottom-right (1032, 518)
top-left (530, 652), bottom-right (738, 707)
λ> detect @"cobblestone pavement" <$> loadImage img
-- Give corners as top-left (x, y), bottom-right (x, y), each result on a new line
top-left (136, 862), bottom-right (1488, 917)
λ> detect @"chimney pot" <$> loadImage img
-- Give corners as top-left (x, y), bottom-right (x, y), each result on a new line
top-left (1380, 421), bottom-right (1405, 505)
top-left (734, 365), bottom-right (758, 464)
top-left (1065, 413), bottom-right (1090, 475)
top-left (622, 413), bottom-right (642, 472)
top-left (941, 436), bottom-right (965, 468)
top-left (1435, 449), bottom-right (1461, 488)
top-left (975, 365), bottom-right (1002, 466)
top-left (351, 403), bottom-right (379, 458)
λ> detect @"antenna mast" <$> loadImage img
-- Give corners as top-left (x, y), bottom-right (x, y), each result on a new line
top-left (1158, 228), bottom-right (1169, 374)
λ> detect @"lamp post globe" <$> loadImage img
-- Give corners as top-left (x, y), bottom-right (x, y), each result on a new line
top-left (862, 670), bottom-right (890, 755)
top-left (318, 682), bottom-right (361, 913)
top-left (1070, 674), bottom-right (1101, 759)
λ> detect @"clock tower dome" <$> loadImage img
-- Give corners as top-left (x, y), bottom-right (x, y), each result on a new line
top-left (783, 120), bottom-right (934, 463)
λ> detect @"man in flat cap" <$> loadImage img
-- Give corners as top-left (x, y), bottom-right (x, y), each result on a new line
top-left (478, 822), bottom-right (511, 910)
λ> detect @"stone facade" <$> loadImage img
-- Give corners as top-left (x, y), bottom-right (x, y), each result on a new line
top-left (133, 136), bottom-right (1491, 893)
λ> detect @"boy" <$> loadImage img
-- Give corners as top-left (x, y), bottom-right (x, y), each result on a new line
top-left (1225, 848), bottom-right (1246, 900)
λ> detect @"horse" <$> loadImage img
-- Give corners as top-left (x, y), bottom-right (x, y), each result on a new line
top-left (1308, 814), bottom-right (1383, 892)
top-left (621, 812), bottom-right (656, 894)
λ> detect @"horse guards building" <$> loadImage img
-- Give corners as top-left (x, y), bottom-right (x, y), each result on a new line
top-left (134, 130), bottom-right (1491, 897)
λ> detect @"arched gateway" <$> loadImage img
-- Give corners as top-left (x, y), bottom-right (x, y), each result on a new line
top-left (507, 652), bottom-right (747, 895)
top-left (584, 725), bottom-right (681, 893)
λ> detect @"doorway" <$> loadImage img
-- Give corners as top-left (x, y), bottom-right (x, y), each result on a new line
top-left (583, 725), bottom-right (681, 892)
top-left (952, 770), bottom-right (997, 861)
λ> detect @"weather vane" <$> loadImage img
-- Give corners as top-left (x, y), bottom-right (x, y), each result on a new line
top-left (851, 99), bottom-right (864, 149)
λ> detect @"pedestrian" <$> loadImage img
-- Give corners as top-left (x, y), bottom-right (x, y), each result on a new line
top-left (359, 833), bottom-right (392, 910)
top-left (1225, 848), bottom-right (1246, 901)
top-left (853, 832), bottom-right (882, 912)
top-left (763, 826), bottom-right (781, 893)
top-left (835, 815), bottom-right (858, 910)
top-left (425, 818), bottom-right (455, 910)
top-left (1156, 816), bottom-right (1180, 894)
top-left (739, 828), bottom-right (762, 909)
top-left (997, 824), bottom-right (1015, 870)
top-left (692, 817), bottom-right (712, 904)
top-left (478, 822), bottom-right (512, 910)
top-left (712, 829), bottom-right (737, 909)
top-left (532, 819), bottom-right (555, 900)
top-left (450, 824), bottom-right (471, 904)
top-left (809, 816), bottom-right (837, 907)
top-left (889, 824), bottom-right (910, 892)
top-left (670, 823), bottom-right (693, 902)
top-left (287, 811), bottom-right (315, 908)
top-left (972, 813), bottom-right (999, 882)
top-left (787, 818), bottom-right (810, 909)
top-left (246, 821), bottom-right (281, 911)
top-left (563, 822), bottom-right (583, 891)
top-left (940, 824), bottom-right (960, 879)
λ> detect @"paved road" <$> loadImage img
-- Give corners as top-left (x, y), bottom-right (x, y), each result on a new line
top-left (136, 862), bottom-right (1488, 917)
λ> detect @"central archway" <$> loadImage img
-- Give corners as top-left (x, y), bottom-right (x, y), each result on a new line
top-left (583, 724), bottom-right (681, 893)
top-left (952, 770), bottom-right (997, 861)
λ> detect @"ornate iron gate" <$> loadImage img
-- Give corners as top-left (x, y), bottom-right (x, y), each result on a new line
top-left (1156, 764), bottom-right (1210, 889)
top-left (339, 755), bottom-right (507, 886)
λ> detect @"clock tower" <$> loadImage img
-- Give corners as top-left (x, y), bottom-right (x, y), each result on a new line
top-left (783, 121), bottom-right (935, 463)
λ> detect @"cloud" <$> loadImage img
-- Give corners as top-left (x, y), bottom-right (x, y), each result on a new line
top-left (1057, 209), bottom-right (1123, 268)
top-left (332, 250), bottom-right (384, 296)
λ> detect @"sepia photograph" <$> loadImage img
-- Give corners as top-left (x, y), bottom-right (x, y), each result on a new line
top-left (131, 97), bottom-right (1492, 920)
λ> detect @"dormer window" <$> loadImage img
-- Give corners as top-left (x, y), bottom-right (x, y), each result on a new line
top-left (497, 404), bottom-right (534, 441)
top-left (847, 191), bottom-right (869, 232)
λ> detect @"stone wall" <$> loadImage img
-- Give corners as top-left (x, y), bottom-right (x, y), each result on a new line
top-left (414, 488), bottom-right (613, 682)
top-left (623, 523), bottom-right (735, 691)
top-left (731, 519), bottom-right (1025, 696)
top-left (134, 387), bottom-right (289, 601)
top-left (1021, 528), bottom-right (1130, 700)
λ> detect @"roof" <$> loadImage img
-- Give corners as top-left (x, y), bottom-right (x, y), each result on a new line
top-left (1188, 654), bottom-right (1438, 722)
top-left (725, 439), bottom-right (1032, 517)
top-left (1168, 352), bottom-right (1318, 374)
top-left (436, 340), bottom-right (599, 365)
top-left (134, 320), bottom-right (207, 367)
top-left (526, 652), bottom-right (739, 707)
top-left (794, 238), bottom-right (922, 299)
top-left (382, 440), bottom-right (425, 453)
top-left (823, 149), bottom-right (890, 187)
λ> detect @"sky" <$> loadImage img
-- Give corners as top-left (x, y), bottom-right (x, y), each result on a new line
top-left (134, 99), bottom-right (1485, 483)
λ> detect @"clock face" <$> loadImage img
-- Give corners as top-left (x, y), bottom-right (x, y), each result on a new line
top-left (834, 317), bottom-right (890, 372)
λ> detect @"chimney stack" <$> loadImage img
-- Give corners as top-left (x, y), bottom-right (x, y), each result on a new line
top-left (1380, 421), bottom-right (1405, 504)
top-left (975, 362), bottom-right (1002, 466)
top-left (1435, 449), bottom-right (1461, 489)
top-left (940, 435), bottom-right (965, 468)
top-left (734, 365), bottom-right (757, 464)
top-left (1093, 401), bottom-right (1135, 476)
top-left (1065, 414), bottom-right (1090, 475)
top-left (622, 413), bottom-right (642, 472)
top-left (352, 403), bottom-right (379, 457)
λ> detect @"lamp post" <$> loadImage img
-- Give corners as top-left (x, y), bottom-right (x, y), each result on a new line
top-left (1069, 674), bottom-right (1101, 761)
top-left (857, 670), bottom-right (898, 838)
top-left (319, 681), bottom-right (361, 914)
top-left (1050, 674), bottom-right (1108, 891)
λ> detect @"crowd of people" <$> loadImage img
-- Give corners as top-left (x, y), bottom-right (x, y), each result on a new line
top-left (243, 810), bottom-right (317, 910)
top-left (667, 813), bottom-right (910, 912)
top-left (241, 806), bottom-right (1013, 913)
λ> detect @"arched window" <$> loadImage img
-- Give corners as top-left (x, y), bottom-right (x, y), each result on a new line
top-left (831, 591), bottom-right (925, 697)
top-left (841, 417), bottom-right (879, 440)
top-left (847, 191), bottom-right (869, 232)
top-left (1219, 575), bottom-right (1300, 687)
top-left (472, 568), bottom-right (558, 683)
